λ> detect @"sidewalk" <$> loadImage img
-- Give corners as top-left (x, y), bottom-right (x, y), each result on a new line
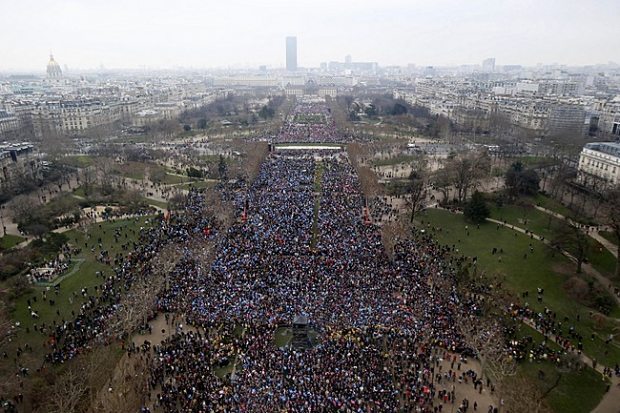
top-left (535, 205), bottom-right (618, 259)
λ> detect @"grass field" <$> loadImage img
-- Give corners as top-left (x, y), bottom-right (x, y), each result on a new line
top-left (7, 217), bottom-right (157, 364)
top-left (519, 361), bottom-right (607, 413)
top-left (489, 202), bottom-right (618, 284)
top-left (176, 180), bottom-right (217, 191)
top-left (159, 173), bottom-right (190, 185)
top-left (531, 193), bottom-right (574, 218)
top-left (417, 208), bottom-right (620, 366)
top-left (599, 231), bottom-right (619, 246)
top-left (489, 202), bottom-right (563, 240)
top-left (141, 197), bottom-right (168, 210)
top-left (60, 155), bottom-right (94, 168)
top-left (513, 325), bottom-right (607, 413)
top-left (0, 234), bottom-right (25, 250)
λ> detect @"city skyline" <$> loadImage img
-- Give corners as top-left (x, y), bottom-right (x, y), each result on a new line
top-left (1, 0), bottom-right (619, 72)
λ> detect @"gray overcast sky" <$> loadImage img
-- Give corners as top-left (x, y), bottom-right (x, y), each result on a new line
top-left (1, 0), bottom-right (619, 71)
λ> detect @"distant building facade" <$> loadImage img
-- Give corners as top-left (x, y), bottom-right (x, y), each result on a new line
top-left (0, 142), bottom-right (40, 190)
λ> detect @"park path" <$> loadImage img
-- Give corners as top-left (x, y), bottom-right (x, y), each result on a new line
top-left (486, 217), bottom-right (620, 306)
top-left (521, 319), bottom-right (620, 413)
top-left (520, 318), bottom-right (620, 413)
top-left (485, 217), bottom-right (620, 413)
top-left (534, 205), bottom-right (618, 259)
top-left (427, 206), bottom-right (620, 412)
top-left (428, 205), bottom-right (619, 304)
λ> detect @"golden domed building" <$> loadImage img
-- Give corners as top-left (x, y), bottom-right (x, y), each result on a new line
top-left (46, 54), bottom-right (62, 78)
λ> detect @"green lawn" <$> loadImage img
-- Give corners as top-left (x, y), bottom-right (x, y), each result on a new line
top-left (0, 234), bottom-right (25, 250)
top-left (599, 231), bottom-right (619, 246)
top-left (141, 197), bottom-right (168, 210)
top-left (519, 361), bottom-right (608, 413)
top-left (489, 202), bottom-right (618, 284)
top-left (586, 237), bottom-right (619, 284)
top-left (372, 154), bottom-right (419, 167)
top-left (8, 217), bottom-right (157, 363)
top-left (517, 156), bottom-right (558, 169)
top-left (72, 186), bottom-right (87, 197)
top-left (489, 202), bottom-right (563, 240)
top-left (112, 161), bottom-right (155, 181)
top-left (513, 324), bottom-right (608, 413)
top-left (177, 180), bottom-right (216, 191)
top-left (60, 155), bottom-right (94, 168)
top-left (160, 173), bottom-right (190, 185)
top-left (418, 208), bottom-right (620, 366)
top-left (531, 193), bottom-right (573, 218)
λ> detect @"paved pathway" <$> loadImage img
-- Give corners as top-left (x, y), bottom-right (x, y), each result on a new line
top-left (520, 318), bottom-right (620, 413)
top-left (534, 205), bottom-right (618, 259)
top-left (486, 217), bottom-right (620, 306)
top-left (426, 206), bottom-right (620, 412)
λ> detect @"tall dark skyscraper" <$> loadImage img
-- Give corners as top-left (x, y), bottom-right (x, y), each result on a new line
top-left (286, 36), bottom-right (297, 71)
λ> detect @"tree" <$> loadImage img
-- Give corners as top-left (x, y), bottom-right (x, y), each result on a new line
top-left (364, 104), bottom-right (377, 118)
top-left (505, 162), bottom-right (540, 197)
top-left (391, 102), bottom-right (408, 116)
top-left (447, 153), bottom-right (489, 203)
top-left (48, 368), bottom-right (88, 413)
top-left (464, 191), bottom-right (490, 224)
top-left (197, 118), bottom-right (208, 129)
top-left (381, 216), bottom-right (409, 259)
top-left (551, 217), bottom-right (589, 273)
top-left (105, 244), bottom-right (180, 340)
top-left (231, 141), bottom-right (269, 183)
top-left (0, 302), bottom-right (15, 350)
top-left (218, 155), bottom-right (228, 181)
top-left (167, 193), bottom-right (187, 211)
top-left (258, 105), bottom-right (275, 119)
top-left (432, 167), bottom-right (454, 204)
top-left (407, 158), bottom-right (429, 222)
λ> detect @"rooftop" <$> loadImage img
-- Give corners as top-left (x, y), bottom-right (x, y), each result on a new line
top-left (584, 141), bottom-right (620, 157)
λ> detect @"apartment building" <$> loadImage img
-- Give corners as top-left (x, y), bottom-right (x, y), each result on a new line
top-left (578, 142), bottom-right (620, 186)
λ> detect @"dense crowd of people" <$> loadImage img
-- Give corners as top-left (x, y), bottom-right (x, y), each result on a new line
top-left (5, 103), bottom-right (502, 412)
top-left (272, 103), bottom-right (342, 143)
top-left (140, 104), bottom-right (488, 411)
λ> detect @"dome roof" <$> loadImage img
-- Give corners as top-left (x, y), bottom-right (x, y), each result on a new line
top-left (47, 54), bottom-right (62, 78)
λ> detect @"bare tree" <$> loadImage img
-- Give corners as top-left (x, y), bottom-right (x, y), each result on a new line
top-left (432, 166), bottom-right (454, 204)
top-left (91, 353), bottom-right (150, 413)
top-left (0, 307), bottom-right (13, 351)
top-left (551, 217), bottom-right (589, 273)
top-left (501, 375), bottom-right (552, 413)
top-left (47, 369), bottom-right (88, 413)
top-left (232, 141), bottom-right (269, 183)
top-left (448, 152), bottom-right (490, 203)
top-left (407, 157), bottom-right (430, 222)
top-left (381, 216), bottom-right (410, 259)
top-left (106, 243), bottom-right (181, 339)
top-left (548, 161), bottom-right (575, 199)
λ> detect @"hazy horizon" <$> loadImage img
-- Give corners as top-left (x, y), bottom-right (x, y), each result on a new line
top-left (1, 0), bottom-right (619, 72)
